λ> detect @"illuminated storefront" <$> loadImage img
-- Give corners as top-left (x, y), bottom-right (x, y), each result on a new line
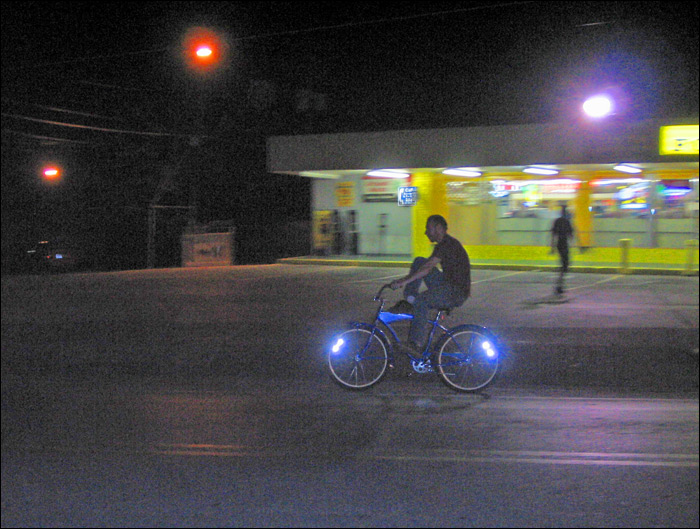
top-left (268, 119), bottom-right (698, 256)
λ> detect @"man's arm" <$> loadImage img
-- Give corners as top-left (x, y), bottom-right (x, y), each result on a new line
top-left (390, 255), bottom-right (441, 290)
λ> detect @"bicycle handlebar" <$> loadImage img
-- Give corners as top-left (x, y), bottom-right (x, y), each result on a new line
top-left (374, 283), bottom-right (393, 301)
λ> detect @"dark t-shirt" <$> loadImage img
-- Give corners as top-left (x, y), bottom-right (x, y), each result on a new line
top-left (431, 234), bottom-right (471, 297)
top-left (552, 217), bottom-right (574, 250)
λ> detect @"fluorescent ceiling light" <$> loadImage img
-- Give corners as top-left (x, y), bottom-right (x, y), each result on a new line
top-left (366, 169), bottom-right (410, 178)
top-left (523, 166), bottom-right (559, 176)
top-left (613, 164), bottom-right (643, 174)
top-left (591, 178), bottom-right (644, 187)
top-left (443, 168), bottom-right (482, 177)
top-left (510, 178), bottom-right (581, 187)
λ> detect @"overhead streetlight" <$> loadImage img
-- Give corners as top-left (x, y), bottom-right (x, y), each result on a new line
top-left (41, 165), bottom-right (62, 182)
top-left (181, 26), bottom-right (229, 76)
top-left (583, 95), bottom-right (614, 118)
top-left (195, 45), bottom-right (213, 58)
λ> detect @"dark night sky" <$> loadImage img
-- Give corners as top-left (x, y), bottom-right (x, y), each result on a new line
top-left (1, 1), bottom-right (698, 268)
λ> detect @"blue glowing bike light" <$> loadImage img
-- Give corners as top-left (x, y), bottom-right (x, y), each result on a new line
top-left (331, 338), bottom-right (345, 354)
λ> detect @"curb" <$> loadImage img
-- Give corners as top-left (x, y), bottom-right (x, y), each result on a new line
top-left (277, 257), bottom-right (698, 276)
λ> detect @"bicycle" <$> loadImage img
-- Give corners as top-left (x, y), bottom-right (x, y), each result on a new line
top-left (327, 283), bottom-right (502, 392)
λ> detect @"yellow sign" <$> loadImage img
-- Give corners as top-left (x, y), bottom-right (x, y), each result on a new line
top-left (659, 125), bottom-right (699, 155)
top-left (312, 210), bottom-right (333, 252)
top-left (335, 181), bottom-right (354, 207)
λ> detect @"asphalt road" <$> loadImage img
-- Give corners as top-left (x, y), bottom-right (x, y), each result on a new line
top-left (2, 265), bottom-right (698, 527)
top-left (2, 264), bottom-right (697, 390)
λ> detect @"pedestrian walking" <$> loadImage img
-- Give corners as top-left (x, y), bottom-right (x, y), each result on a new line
top-left (550, 205), bottom-right (574, 295)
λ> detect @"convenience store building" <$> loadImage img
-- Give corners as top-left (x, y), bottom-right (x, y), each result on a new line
top-left (267, 118), bottom-right (698, 263)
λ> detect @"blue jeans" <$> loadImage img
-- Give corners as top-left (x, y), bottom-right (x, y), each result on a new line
top-left (404, 257), bottom-right (467, 347)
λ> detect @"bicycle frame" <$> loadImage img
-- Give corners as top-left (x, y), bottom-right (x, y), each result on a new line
top-left (368, 284), bottom-right (453, 364)
top-left (330, 283), bottom-right (502, 392)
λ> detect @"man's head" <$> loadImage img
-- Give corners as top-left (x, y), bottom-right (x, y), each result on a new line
top-left (425, 214), bottom-right (448, 243)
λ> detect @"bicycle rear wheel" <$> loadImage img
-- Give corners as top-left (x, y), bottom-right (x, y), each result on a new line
top-left (327, 325), bottom-right (389, 390)
top-left (434, 325), bottom-right (500, 392)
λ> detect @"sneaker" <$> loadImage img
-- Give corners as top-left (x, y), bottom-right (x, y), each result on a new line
top-left (387, 300), bottom-right (414, 314)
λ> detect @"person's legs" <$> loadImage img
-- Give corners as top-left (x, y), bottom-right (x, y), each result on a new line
top-left (403, 257), bottom-right (434, 303)
top-left (388, 257), bottom-right (441, 314)
top-left (408, 284), bottom-right (465, 348)
top-left (555, 246), bottom-right (569, 294)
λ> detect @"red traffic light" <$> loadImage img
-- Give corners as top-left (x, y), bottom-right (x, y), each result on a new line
top-left (182, 27), bottom-right (229, 75)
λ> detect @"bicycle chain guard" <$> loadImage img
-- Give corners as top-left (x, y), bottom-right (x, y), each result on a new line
top-left (411, 359), bottom-right (434, 374)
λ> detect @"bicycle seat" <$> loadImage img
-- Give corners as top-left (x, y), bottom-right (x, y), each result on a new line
top-left (436, 307), bottom-right (453, 316)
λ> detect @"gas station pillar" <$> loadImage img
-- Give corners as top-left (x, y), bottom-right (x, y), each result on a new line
top-left (574, 179), bottom-right (593, 249)
top-left (412, 172), bottom-right (449, 258)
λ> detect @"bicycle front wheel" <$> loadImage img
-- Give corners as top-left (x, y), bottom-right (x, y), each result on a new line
top-left (327, 325), bottom-right (389, 390)
top-left (434, 325), bottom-right (501, 392)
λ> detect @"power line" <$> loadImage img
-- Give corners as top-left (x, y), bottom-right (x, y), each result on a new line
top-left (1, 112), bottom-right (201, 138)
top-left (233, 1), bottom-right (536, 41)
top-left (1, 128), bottom-right (91, 144)
top-left (8, 2), bottom-right (535, 70)
top-left (2, 97), bottom-right (124, 121)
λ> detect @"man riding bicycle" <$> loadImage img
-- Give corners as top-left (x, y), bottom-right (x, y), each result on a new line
top-left (389, 214), bottom-right (471, 352)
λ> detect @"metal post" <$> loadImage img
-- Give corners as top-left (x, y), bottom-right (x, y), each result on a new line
top-left (147, 205), bottom-right (156, 269)
top-left (684, 239), bottom-right (699, 275)
top-left (619, 238), bottom-right (632, 274)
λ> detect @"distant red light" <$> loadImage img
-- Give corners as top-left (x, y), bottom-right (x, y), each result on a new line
top-left (182, 27), bottom-right (229, 75)
top-left (196, 45), bottom-right (213, 58)
top-left (43, 167), bottom-right (60, 180)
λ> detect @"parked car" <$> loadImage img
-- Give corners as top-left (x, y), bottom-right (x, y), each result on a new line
top-left (26, 239), bottom-right (80, 272)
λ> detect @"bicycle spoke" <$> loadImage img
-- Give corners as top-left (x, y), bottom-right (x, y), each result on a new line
top-left (328, 327), bottom-right (388, 390)
top-left (436, 327), bottom-right (500, 392)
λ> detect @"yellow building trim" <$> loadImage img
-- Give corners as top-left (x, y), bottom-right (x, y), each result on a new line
top-left (411, 172), bottom-right (448, 258)
top-left (465, 244), bottom-right (698, 267)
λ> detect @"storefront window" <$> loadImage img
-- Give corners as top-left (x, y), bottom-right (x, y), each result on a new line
top-left (654, 179), bottom-right (698, 219)
top-left (589, 177), bottom-right (699, 219)
top-left (589, 178), bottom-right (649, 218)
top-left (489, 179), bottom-right (580, 219)
top-left (445, 180), bottom-right (486, 205)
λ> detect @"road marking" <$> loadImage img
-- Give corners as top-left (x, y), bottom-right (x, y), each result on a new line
top-left (472, 270), bottom-right (531, 283)
top-left (149, 443), bottom-right (699, 468)
top-left (346, 273), bottom-right (405, 284)
top-left (566, 274), bottom-right (621, 292)
top-left (370, 449), bottom-right (699, 468)
top-left (151, 443), bottom-right (265, 457)
top-left (347, 270), bottom-right (534, 285)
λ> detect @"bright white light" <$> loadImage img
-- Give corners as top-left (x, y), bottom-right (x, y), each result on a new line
top-left (443, 168), bottom-right (482, 177)
top-left (523, 166), bottom-right (559, 176)
top-left (366, 169), bottom-right (410, 178)
top-left (482, 341), bottom-right (496, 358)
top-left (196, 46), bottom-right (213, 57)
top-left (613, 164), bottom-right (643, 174)
top-left (331, 338), bottom-right (345, 354)
top-left (591, 178), bottom-right (644, 187)
top-left (583, 95), bottom-right (613, 118)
